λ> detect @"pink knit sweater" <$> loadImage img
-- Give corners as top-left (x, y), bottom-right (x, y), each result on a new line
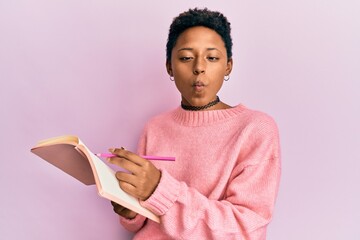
top-left (120, 104), bottom-right (281, 239)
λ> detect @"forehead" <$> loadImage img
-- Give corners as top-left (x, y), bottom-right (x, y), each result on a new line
top-left (174, 26), bottom-right (225, 49)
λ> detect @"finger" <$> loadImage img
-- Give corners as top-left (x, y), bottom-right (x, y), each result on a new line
top-left (108, 156), bottom-right (141, 174)
top-left (116, 175), bottom-right (153, 200)
top-left (112, 202), bottom-right (125, 214)
top-left (115, 172), bottom-right (140, 195)
top-left (111, 201), bottom-right (120, 208)
top-left (119, 208), bottom-right (137, 219)
top-left (109, 148), bottom-right (146, 166)
top-left (115, 171), bottom-right (138, 185)
top-left (119, 180), bottom-right (137, 196)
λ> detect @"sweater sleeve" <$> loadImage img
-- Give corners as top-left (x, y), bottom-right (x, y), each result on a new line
top-left (119, 214), bottom-right (147, 232)
top-left (139, 118), bottom-right (281, 239)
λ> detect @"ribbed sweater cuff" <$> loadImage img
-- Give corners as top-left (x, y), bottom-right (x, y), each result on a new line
top-left (119, 214), bottom-right (146, 232)
top-left (140, 169), bottom-right (180, 216)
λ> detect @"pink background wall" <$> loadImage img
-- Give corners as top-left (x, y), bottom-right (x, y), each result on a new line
top-left (1, 1), bottom-right (359, 239)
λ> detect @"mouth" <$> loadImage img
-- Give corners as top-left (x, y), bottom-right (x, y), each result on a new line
top-left (192, 81), bottom-right (205, 91)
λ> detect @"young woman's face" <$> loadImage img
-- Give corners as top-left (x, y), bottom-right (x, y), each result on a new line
top-left (167, 26), bottom-right (232, 107)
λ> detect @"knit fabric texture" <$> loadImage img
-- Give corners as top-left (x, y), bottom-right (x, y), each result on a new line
top-left (120, 104), bottom-right (281, 240)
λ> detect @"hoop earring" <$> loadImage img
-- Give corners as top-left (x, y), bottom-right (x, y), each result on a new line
top-left (224, 75), bottom-right (230, 81)
top-left (169, 76), bottom-right (174, 81)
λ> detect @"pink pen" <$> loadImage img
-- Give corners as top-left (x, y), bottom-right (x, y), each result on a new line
top-left (95, 153), bottom-right (175, 161)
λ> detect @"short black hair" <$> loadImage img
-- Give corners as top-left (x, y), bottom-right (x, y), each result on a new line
top-left (166, 8), bottom-right (233, 62)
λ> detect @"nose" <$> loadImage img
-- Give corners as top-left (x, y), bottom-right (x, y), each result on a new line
top-left (193, 59), bottom-right (206, 75)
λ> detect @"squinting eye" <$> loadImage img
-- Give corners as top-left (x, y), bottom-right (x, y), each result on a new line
top-left (207, 57), bottom-right (219, 61)
top-left (179, 57), bottom-right (192, 61)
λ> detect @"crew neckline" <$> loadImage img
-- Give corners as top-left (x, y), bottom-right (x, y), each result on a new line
top-left (171, 104), bottom-right (246, 127)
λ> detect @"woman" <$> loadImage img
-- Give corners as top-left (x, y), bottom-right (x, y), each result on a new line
top-left (108, 8), bottom-right (281, 239)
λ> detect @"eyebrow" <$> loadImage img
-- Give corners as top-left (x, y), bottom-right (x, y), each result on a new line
top-left (177, 47), bottom-right (219, 52)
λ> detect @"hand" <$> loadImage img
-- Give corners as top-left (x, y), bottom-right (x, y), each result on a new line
top-left (111, 201), bottom-right (137, 219)
top-left (108, 148), bottom-right (161, 201)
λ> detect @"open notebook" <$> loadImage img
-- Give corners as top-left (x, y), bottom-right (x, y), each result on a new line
top-left (31, 135), bottom-right (160, 223)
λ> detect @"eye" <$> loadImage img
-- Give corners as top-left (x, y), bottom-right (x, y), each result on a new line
top-left (179, 57), bottom-right (193, 62)
top-left (207, 56), bottom-right (219, 62)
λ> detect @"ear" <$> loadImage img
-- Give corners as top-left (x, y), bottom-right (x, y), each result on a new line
top-left (166, 60), bottom-right (173, 76)
top-left (225, 58), bottom-right (233, 76)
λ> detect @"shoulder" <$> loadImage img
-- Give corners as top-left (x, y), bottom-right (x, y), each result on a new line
top-left (235, 105), bottom-right (280, 142)
top-left (141, 107), bottom-right (178, 131)
top-left (232, 105), bottom-right (278, 131)
top-left (235, 106), bottom-right (281, 163)
top-left (148, 108), bottom-right (177, 124)
top-left (248, 109), bottom-right (278, 129)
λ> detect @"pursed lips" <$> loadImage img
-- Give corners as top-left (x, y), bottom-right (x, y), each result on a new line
top-left (192, 81), bottom-right (206, 91)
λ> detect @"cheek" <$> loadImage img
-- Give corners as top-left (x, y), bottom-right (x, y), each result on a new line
top-left (172, 64), bottom-right (192, 78)
top-left (213, 79), bottom-right (224, 93)
top-left (209, 66), bottom-right (226, 82)
top-left (174, 79), bottom-right (187, 94)
top-left (208, 68), bottom-right (226, 91)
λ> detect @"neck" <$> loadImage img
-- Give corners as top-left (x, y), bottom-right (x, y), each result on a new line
top-left (181, 96), bottom-right (220, 111)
